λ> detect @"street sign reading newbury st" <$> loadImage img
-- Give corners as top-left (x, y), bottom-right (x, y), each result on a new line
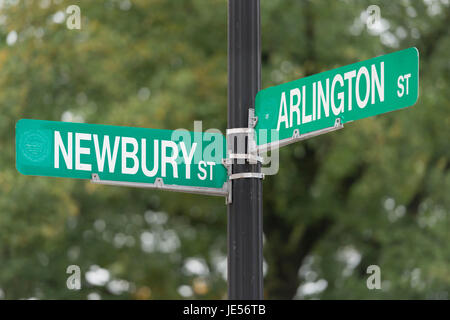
top-left (255, 47), bottom-right (419, 150)
top-left (16, 119), bottom-right (228, 196)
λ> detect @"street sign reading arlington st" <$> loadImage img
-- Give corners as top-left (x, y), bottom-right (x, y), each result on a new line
top-left (255, 47), bottom-right (419, 151)
top-left (16, 119), bottom-right (228, 196)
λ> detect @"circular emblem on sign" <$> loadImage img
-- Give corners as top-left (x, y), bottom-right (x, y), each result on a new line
top-left (21, 130), bottom-right (50, 163)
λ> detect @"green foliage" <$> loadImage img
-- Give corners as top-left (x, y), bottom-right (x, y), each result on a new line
top-left (0, 0), bottom-right (448, 299)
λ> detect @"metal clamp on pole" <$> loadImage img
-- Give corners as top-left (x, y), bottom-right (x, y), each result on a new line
top-left (225, 107), bottom-right (260, 164)
top-left (225, 127), bottom-right (261, 165)
top-left (223, 153), bottom-right (263, 165)
top-left (229, 172), bottom-right (264, 180)
top-left (223, 108), bottom-right (264, 204)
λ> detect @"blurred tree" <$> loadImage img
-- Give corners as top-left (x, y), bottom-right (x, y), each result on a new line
top-left (0, 0), bottom-right (448, 300)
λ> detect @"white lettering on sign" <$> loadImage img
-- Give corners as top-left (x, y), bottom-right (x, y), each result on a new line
top-left (344, 70), bottom-right (356, 111)
top-left (276, 92), bottom-right (288, 131)
top-left (180, 142), bottom-right (197, 179)
top-left (161, 140), bottom-right (178, 178)
top-left (141, 139), bottom-right (159, 177)
top-left (301, 85), bottom-right (311, 124)
top-left (289, 88), bottom-right (301, 127)
top-left (317, 78), bottom-right (329, 120)
top-left (122, 137), bottom-right (139, 175)
top-left (93, 135), bottom-right (120, 173)
top-left (371, 63), bottom-right (384, 104)
top-left (75, 133), bottom-right (92, 171)
top-left (356, 66), bottom-right (370, 109)
top-left (54, 131), bottom-right (72, 169)
top-left (331, 74), bottom-right (344, 116)
top-left (397, 73), bottom-right (411, 97)
top-left (276, 62), bottom-right (385, 131)
top-left (198, 161), bottom-right (207, 180)
top-left (197, 161), bottom-right (215, 181)
top-left (53, 132), bottom-right (202, 180)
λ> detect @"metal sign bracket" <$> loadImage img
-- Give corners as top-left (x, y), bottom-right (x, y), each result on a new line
top-left (91, 173), bottom-right (229, 198)
top-left (256, 117), bottom-right (345, 153)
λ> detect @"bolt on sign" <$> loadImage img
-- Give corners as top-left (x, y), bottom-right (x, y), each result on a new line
top-left (254, 47), bottom-right (419, 150)
top-left (16, 119), bottom-right (227, 194)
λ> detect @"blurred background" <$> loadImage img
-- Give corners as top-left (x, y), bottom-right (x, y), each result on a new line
top-left (0, 0), bottom-right (448, 299)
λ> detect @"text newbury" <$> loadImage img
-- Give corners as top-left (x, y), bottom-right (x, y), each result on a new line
top-left (16, 119), bottom-right (227, 189)
top-left (255, 47), bottom-right (419, 148)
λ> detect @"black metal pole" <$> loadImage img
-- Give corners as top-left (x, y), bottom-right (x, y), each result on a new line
top-left (227, 0), bottom-right (263, 300)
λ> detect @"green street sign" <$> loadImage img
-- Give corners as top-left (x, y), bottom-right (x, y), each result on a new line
top-left (16, 119), bottom-right (228, 195)
top-left (255, 47), bottom-right (419, 150)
